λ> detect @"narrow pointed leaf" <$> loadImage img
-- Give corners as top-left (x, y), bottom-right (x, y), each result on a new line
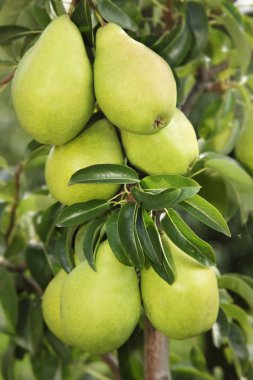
top-left (0, 268), bottom-right (18, 334)
top-left (140, 174), bottom-right (200, 202)
top-left (106, 209), bottom-right (132, 266)
top-left (69, 164), bottom-right (139, 184)
top-left (83, 217), bottom-right (106, 271)
top-left (136, 209), bottom-right (163, 265)
top-left (149, 237), bottom-right (175, 284)
top-left (218, 275), bottom-right (253, 309)
top-left (161, 209), bottom-right (216, 266)
top-left (220, 304), bottom-right (253, 340)
top-left (132, 187), bottom-right (181, 210)
top-left (180, 194), bottom-right (231, 236)
top-left (56, 200), bottom-right (111, 227)
top-left (118, 202), bottom-right (145, 268)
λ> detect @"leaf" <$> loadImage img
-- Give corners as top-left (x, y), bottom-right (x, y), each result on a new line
top-left (135, 209), bottom-right (162, 265)
top-left (149, 235), bottom-right (175, 285)
top-left (140, 174), bottom-right (200, 203)
top-left (83, 217), bottom-right (106, 270)
top-left (180, 194), bottom-right (231, 236)
top-left (106, 209), bottom-right (132, 266)
top-left (190, 346), bottom-right (207, 372)
top-left (218, 274), bottom-right (253, 309)
top-left (118, 330), bottom-right (144, 380)
top-left (118, 202), bottom-right (145, 268)
top-left (221, 304), bottom-right (253, 341)
top-left (0, 25), bottom-right (41, 45)
top-left (212, 308), bottom-right (229, 348)
top-left (50, 0), bottom-right (66, 16)
top-left (69, 164), bottom-right (139, 185)
top-left (186, 2), bottom-right (208, 58)
top-left (26, 245), bottom-right (52, 289)
top-left (36, 202), bottom-right (62, 243)
top-left (96, 0), bottom-right (138, 32)
top-left (0, 156), bottom-right (7, 168)
top-left (0, 268), bottom-right (18, 334)
top-left (46, 230), bottom-right (74, 274)
top-left (72, 0), bottom-right (94, 46)
top-left (227, 322), bottom-right (250, 373)
top-left (161, 209), bottom-right (216, 266)
top-left (132, 187), bottom-right (181, 210)
top-left (203, 155), bottom-right (253, 223)
top-left (56, 199), bottom-right (111, 227)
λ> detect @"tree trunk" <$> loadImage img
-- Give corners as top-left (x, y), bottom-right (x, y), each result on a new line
top-left (144, 318), bottom-right (171, 380)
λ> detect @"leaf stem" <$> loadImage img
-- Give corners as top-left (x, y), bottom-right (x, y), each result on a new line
top-left (88, 0), bottom-right (106, 26)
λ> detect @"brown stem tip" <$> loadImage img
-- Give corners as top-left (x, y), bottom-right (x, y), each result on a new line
top-left (153, 117), bottom-right (166, 130)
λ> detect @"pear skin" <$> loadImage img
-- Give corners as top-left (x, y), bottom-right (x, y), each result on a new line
top-left (235, 107), bottom-right (253, 175)
top-left (61, 240), bottom-right (141, 354)
top-left (12, 15), bottom-right (94, 145)
top-left (45, 119), bottom-right (123, 205)
top-left (94, 23), bottom-right (177, 135)
top-left (121, 108), bottom-right (199, 175)
top-left (141, 235), bottom-right (219, 340)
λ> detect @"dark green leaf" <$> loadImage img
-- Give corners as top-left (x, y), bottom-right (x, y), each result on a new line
top-left (186, 2), bottom-right (208, 58)
top-left (0, 25), bottom-right (41, 45)
top-left (149, 235), bottom-right (175, 285)
top-left (31, 349), bottom-right (62, 380)
top-left (26, 244), bottom-right (52, 289)
top-left (212, 308), bottom-right (229, 348)
top-left (136, 209), bottom-right (163, 265)
top-left (106, 209), bottom-right (132, 266)
top-left (227, 322), bottom-right (250, 372)
top-left (0, 268), bottom-right (18, 334)
top-left (180, 194), bottom-right (230, 236)
top-left (118, 202), bottom-right (145, 268)
top-left (69, 164), bottom-right (139, 185)
top-left (96, 0), bottom-right (138, 31)
top-left (190, 346), bottom-right (207, 372)
top-left (1, 345), bottom-right (15, 380)
top-left (36, 202), bottom-right (62, 243)
top-left (161, 209), bottom-right (216, 266)
top-left (45, 329), bottom-right (70, 361)
top-left (220, 304), bottom-right (253, 340)
top-left (118, 330), bottom-right (144, 380)
top-left (132, 187), bottom-right (180, 210)
top-left (46, 230), bottom-right (73, 274)
top-left (218, 274), bottom-right (253, 309)
top-left (83, 217), bottom-right (106, 270)
top-left (56, 199), bottom-right (111, 227)
top-left (50, 0), bottom-right (66, 16)
top-left (141, 174), bottom-right (200, 203)
top-left (72, 0), bottom-right (94, 46)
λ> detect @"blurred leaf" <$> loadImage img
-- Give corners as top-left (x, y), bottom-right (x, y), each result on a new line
top-left (0, 25), bottom-right (41, 45)
top-left (221, 303), bottom-right (253, 342)
top-left (118, 202), bottom-right (145, 268)
top-left (212, 308), bottom-right (229, 348)
top-left (96, 0), bottom-right (138, 32)
top-left (0, 267), bottom-right (18, 334)
top-left (171, 364), bottom-right (215, 380)
top-left (118, 334), bottom-right (144, 380)
top-left (83, 217), bottom-right (106, 270)
top-left (56, 200), bottom-right (111, 228)
top-left (180, 194), bottom-right (230, 236)
top-left (141, 175), bottom-right (200, 203)
top-left (186, 2), bottom-right (208, 58)
top-left (36, 202), bottom-right (62, 243)
top-left (31, 348), bottom-right (62, 380)
top-left (218, 274), bottom-right (253, 309)
top-left (227, 322), bottom-right (250, 374)
top-left (132, 187), bottom-right (181, 211)
top-left (0, 156), bottom-right (8, 168)
top-left (1, 345), bottom-right (15, 380)
top-left (46, 229), bottom-right (73, 274)
top-left (69, 164), bottom-right (139, 185)
top-left (50, 0), bottom-right (66, 16)
top-left (45, 328), bottom-right (70, 361)
top-left (72, 0), bottom-right (94, 46)
top-left (161, 209), bottom-right (216, 266)
top-left (190, 346), bottom-right (207, 372)
top-left (26, 244), bottom-right (52, 289)
top-left (106, 209), bottom-right (132, 266)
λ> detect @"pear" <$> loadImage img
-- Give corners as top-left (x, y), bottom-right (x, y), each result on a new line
top-left (235, 107), bottom-right (253, 175)
top-left (12, 15), bottom-right (94, 145)
top-left (61, 240), bottom-right (141, 354)
top-left (198, 123), bottom-right (239, 155)
top-left (141, 235), bottom-right (219, 340)
top-left (42, 269), bottom-right (70, 344)
top-left (121, 108), bottom-right (199, 175)
top-left (45, 119), bottom-right (123, 205)
top-left (94, 23), bottom-right (177, 135)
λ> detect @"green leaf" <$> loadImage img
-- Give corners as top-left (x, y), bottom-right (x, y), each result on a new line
top-left (221, 304), bottom-right (253, 342)
top-left (118, 202), bottom-right (145, 268)
top-left (180, 194), bottom-right (230, 236)
top-left (203, 155), bottom-right (253, 223)
top-left (132, 187), bottom-right (181, 211)
top-left (140, 174), bottom-right (200, 203)
top-left (190, 346), bottom-right (207, 372)
top-left (218, 274), bottom-right (253, 309)
top-left (118, 331), bottom-right (144, 380)
top-left (0, 25), bottom-right (41, 45)
top-left (136, 209), bottom-right (163, 265)
top-left (106, 209), bottom-right (132, 266)
top-left (186, 2), bottom-right (208, 58)
top-left (220, 11), bottom-right (251, 73)
top-left (26, 245), bottom-right (52, 290)
top-left (212, 308), bottom-right (229, 348)
top-left (161, 209), bottom-right (216, 266)
top-left (149, 235), bottom-right (175, 285)
top-left (96, 0), bottom-right (138, 32)
top-left (56, 199), bottom-right (111, 227)
top-left (0, 156), bottom-right (7, 168)
top-left (50, 0), bottom-right (66, 16)
top-left (36, 202), bottom-right (62, 243)
top-left (0, 268), bottom-right (18, 334)
top-left (69, 164), bottom-right (139, 185)
top-left (227, 322), bottom-right (250, 374)
top-left (72, 0), bottom-right (94, 46)
top-left (46, 230), bottom-right (74, 274)
top-left (83, 217), bottom-right (106, 270)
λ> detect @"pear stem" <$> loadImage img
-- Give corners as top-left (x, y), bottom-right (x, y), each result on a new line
top-left (68, 0), bottom-right (78, 16)
top-left (144, 318), bottom-right (171, 380)
top-left (88, 0), bottom-right (106, 26)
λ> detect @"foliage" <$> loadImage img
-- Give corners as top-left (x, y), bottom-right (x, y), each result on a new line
top-left (0, 0), bottom-right (253, 379)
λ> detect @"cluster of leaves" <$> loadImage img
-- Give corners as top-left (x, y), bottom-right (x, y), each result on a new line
top-left (0, 0), bottom-right (253, 380)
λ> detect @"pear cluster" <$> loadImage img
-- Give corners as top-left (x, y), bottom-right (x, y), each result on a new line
top-left (12, 15), bottom-right (219, 353)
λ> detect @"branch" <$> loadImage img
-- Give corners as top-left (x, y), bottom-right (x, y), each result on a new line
top-left (0, 70), bottom-right (15, 87)
top-left (101, 354), bottom-right (122, 380)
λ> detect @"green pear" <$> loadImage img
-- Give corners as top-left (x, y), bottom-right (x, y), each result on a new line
top-left (121, 108), bottom-right (199, 175)
top-left (235, 107), bottom-right (253, 175)
top-left (141, 236), bottom-right (219, 340)
top-left (61, 240), bottom-right (141, 354)
top-left (45, 119), bottom-right (123, 205)
top-left (12, 15), bottom-right (94, 145)
top-left (94, 23), bottom-right (177, 135)
top-left (198, 123), bottom-right (239, 155)
top-left (42, 269), bottom-right (70, 344)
